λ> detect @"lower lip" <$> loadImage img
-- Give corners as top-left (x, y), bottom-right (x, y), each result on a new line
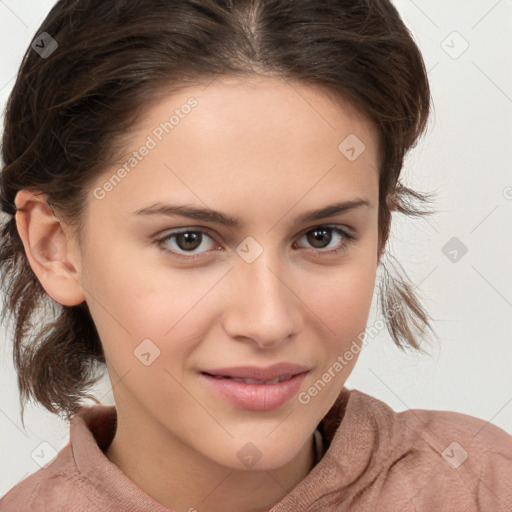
top-left (199, 372), bottom-right (309, 411)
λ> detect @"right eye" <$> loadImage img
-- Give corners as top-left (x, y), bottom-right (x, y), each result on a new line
top-left (154, 228), bottom-right (220, 260)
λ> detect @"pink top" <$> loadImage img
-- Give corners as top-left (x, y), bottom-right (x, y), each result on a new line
top-left (2, 387), bottom-right (511, 511)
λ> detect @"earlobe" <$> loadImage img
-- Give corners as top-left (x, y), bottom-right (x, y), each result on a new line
top-left (14, 189), bottom-right (86, 306)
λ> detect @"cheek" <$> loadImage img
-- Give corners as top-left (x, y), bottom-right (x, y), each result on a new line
top-left (81, 245), bottom-right (225, 365)
top-left (304, 254), bottom-right (377, 335)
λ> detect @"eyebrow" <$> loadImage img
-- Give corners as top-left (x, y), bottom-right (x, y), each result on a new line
top-left (132, 198), bottom-right (371, 228)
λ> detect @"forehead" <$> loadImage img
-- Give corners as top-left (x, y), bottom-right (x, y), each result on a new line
top-left (88, 76), bottom-right (380, 225)
top-left (141, 75), bottom-right (379, 159)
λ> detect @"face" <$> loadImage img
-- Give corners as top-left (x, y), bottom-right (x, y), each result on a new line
top-left (46, 76), bottom-right (381, 470)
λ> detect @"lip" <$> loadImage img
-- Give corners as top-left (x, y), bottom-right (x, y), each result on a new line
top-left (199, 363), bottom-right (310, 381)
top-left (198, 364), bottom-right (310, 411)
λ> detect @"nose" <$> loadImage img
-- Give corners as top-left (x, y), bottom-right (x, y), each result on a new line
top-left (222, 251), bottom-right (302, 349)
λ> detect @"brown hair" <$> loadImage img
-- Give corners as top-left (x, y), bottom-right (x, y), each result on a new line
top-left (0, 0), bottom-right (436, 423)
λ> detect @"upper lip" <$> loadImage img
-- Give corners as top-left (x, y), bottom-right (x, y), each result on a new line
top-left (200, 363), bottom-right (310, 381)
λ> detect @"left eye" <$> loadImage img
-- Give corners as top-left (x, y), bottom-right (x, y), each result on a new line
top-left (155, 225), bottom-right (354, 259)
top-left (157, 229), bottom-right (217, 258)
top-left (294, 226), bottom-right (353, 252)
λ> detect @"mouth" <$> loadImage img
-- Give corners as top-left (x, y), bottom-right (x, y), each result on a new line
top-left (199, 362), bottom-right (311, 382)
top-left (198, 364), bottom-right (311, 411)
top-left (200, 372), bottom-right (296, 385)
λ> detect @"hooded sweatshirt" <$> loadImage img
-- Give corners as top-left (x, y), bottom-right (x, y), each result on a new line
top-left (1, 387), bottom-right (511, 511)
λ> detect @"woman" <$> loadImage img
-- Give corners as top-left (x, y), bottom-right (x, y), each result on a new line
top-left (1, 0), bottom-right (510, 510)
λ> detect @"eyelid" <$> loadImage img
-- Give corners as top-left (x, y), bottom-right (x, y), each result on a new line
top-left (154, 224), bottom-right (356, 260)
top-left (154, 227), bottom-right (220, 260)
top-left (297, 223), bottom-right (357, 240)
top-left (156, 223), bottom-right (356, 242)
top-left (293, 225), bottom-right (355, 254)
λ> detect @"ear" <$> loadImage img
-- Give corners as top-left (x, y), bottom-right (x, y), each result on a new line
top-left (14, 189), bottom-right (86, 306)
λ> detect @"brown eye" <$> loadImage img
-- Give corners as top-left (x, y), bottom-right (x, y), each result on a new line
top-left (295, 225), bottom-right (354, 254)
top-left (156, 229), bottom-right (217, 259)
top-left (175, 231), bottom-right (203, 251)
top-left (306, 228), bottom-right (334, 249)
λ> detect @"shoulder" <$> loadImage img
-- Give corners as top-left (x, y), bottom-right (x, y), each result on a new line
top-left (347, 388), bottom-right (512, 461)
top-left (390, 406), bottom-right (512, 509)
top-left (399, 406), bottom-right (512, 463)
top-left (0, 444), bottom-right (101, 511)
top-left (341, 389), bottom-right (512, 510)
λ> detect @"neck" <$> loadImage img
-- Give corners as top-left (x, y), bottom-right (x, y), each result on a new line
top-left (104, 406), bottom-right (317, 512)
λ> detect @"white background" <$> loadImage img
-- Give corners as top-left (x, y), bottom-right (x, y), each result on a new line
top-left (1, 0), bottom-right (511, 496)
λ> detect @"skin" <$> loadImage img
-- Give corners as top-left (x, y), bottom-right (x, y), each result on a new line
top-left (15, 76), bottom-right (381, 512)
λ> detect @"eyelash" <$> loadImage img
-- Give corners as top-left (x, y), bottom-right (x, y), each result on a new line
top-left (154, 225), bottom-right (355, 261)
